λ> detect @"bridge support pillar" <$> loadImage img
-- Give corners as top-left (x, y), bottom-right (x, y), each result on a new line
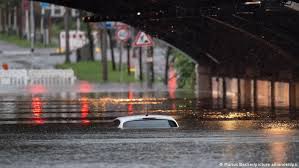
top-left (270, 80), bottom-right (275, 113)
top-left (237, 78), bottom-right (242, 111)
top-left (222, 77), bottom-right (227, 109)
top-left (195, 64), bottom-right (212, 107)
top-left (244, 79), bottom-right (252, 110)
top-left (289, 81), bottom-right (299, 113)
top-left (253, 78), bottom-right (258, 112)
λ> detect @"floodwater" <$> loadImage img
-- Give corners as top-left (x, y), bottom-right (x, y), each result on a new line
top-left (0, 83), bottom-right (299, 168)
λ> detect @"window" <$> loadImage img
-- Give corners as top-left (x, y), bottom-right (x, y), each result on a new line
top-left (123, 119), bottom-right (178, 129)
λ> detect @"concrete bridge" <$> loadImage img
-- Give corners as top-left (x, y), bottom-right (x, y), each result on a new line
top-left (36, 0), bottom-right (299, 113)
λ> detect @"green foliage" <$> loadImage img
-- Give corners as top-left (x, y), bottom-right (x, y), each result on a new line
top-left (56, 61), bottom-right (137, 83)
top-left (172, 50), bottom-right (196, 89)
top-left (0, 0), bottom-right (20, 8)
top-left (0, 33), bottom-right (57, 48)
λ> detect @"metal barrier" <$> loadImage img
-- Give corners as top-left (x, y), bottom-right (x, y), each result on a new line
top-left (0, 69), bottom-right (76, 87)
top-left (0, 70), bottom-right (28, 87)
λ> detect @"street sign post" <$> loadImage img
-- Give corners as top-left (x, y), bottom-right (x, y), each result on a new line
top-left (115, 27), bottom-right (131, 81)
top-left (133, 31), bottom-right (154, 47)
top-left (116, 28), bottom-right (130, 42)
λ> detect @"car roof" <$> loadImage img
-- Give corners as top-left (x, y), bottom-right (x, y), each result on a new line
top-left (115, 115), bottom-right (177, 123)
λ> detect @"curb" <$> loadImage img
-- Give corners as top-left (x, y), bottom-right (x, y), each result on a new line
top-left (50, 52), bottom-right (66, 56)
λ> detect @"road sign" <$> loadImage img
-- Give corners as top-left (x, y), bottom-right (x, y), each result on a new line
top-left (40, 2), bottom-right (50, 9)
top-left (133, 32), bottom-right (154, 47)
top-left (116, 28), bottom-right (130, 42)
top-left (104, 22), bottom-right (114, 29)
top-left (97, 22), bottom-right (115, 29)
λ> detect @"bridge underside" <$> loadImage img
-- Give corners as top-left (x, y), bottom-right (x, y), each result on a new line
top-left (37, 0), bottom-right (299, 81)
top-left (35, 0), bottom-right (299, 112)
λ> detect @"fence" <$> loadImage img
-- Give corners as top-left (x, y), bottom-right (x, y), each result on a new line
top-left (0, 69), bottom-right (76, 87)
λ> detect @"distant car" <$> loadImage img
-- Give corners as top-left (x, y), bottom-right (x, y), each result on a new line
top-left (114, 115), bottom-right (179, 129)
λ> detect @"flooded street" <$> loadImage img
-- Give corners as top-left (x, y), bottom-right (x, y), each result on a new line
top-left (1, 0), bottom-right (299, 166)
top-left (0, 84), bottom-right (299, 168)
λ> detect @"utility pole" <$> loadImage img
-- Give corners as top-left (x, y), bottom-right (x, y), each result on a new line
top-left (30, 0), bottom-right (35, 54)
top-left (64, 7), bottom-right (70, 63)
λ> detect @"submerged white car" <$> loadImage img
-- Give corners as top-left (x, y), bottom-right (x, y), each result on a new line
top-left (114, 115), bottom-right (179, 129)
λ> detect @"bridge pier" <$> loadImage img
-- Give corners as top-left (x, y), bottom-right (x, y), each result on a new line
top-left (195, 67), bottom-right (299, 114)
top-left (244, 79), bottom-right (252, 111)
top-left (237, 78), bottom-right (242, 111)
top-left (270, 79), bottom-right (276, 113)
top-left (289, 81), bottom-right (299, 114)
top-left (253, 78), bottom-right (258, 112)
top-left (222, 77), bottom-right (227, 109)
top-left (195, 64), bottom-right (212, 107)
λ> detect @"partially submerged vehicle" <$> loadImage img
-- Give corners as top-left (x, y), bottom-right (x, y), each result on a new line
top-left (114, 115), bottom-right (179, 129)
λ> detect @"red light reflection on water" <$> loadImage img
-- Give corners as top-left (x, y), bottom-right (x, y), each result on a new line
top-left (79, 81), bottom-right (92, 93)
top-left (80, 97), bottom-right (90, 125)
top-left (31, 97), bottom-right (44, 125)
top-left (28, 85), bottom-right (47, 94)
top-left (128, 89), bottom-right (134, 115)
top-left (168, 65), bottom-right (177, 110)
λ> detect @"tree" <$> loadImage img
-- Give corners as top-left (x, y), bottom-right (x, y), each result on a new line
top-left (173, 50), bottom-right (196, 89)
top-left (0, 0), bottom-right (20, 33)
top-left (64, 7), bottom-right (71, 63)
top-left (86, 22), bottom-right (95, 61)
top-left (107, 29), bottom-right (116, 71)
top-left (100, 29), bottom-right (108, 81)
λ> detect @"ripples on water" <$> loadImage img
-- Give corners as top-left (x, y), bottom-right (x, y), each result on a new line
top-left (0, 88), bottom-right (298, 131)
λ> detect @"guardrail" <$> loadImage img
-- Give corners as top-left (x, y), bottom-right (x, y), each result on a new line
top-left (0, 69), bottom-right (76, 87)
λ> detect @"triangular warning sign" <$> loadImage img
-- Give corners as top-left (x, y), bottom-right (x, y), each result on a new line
top-left (133, 31), bottom-right (154, 47)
